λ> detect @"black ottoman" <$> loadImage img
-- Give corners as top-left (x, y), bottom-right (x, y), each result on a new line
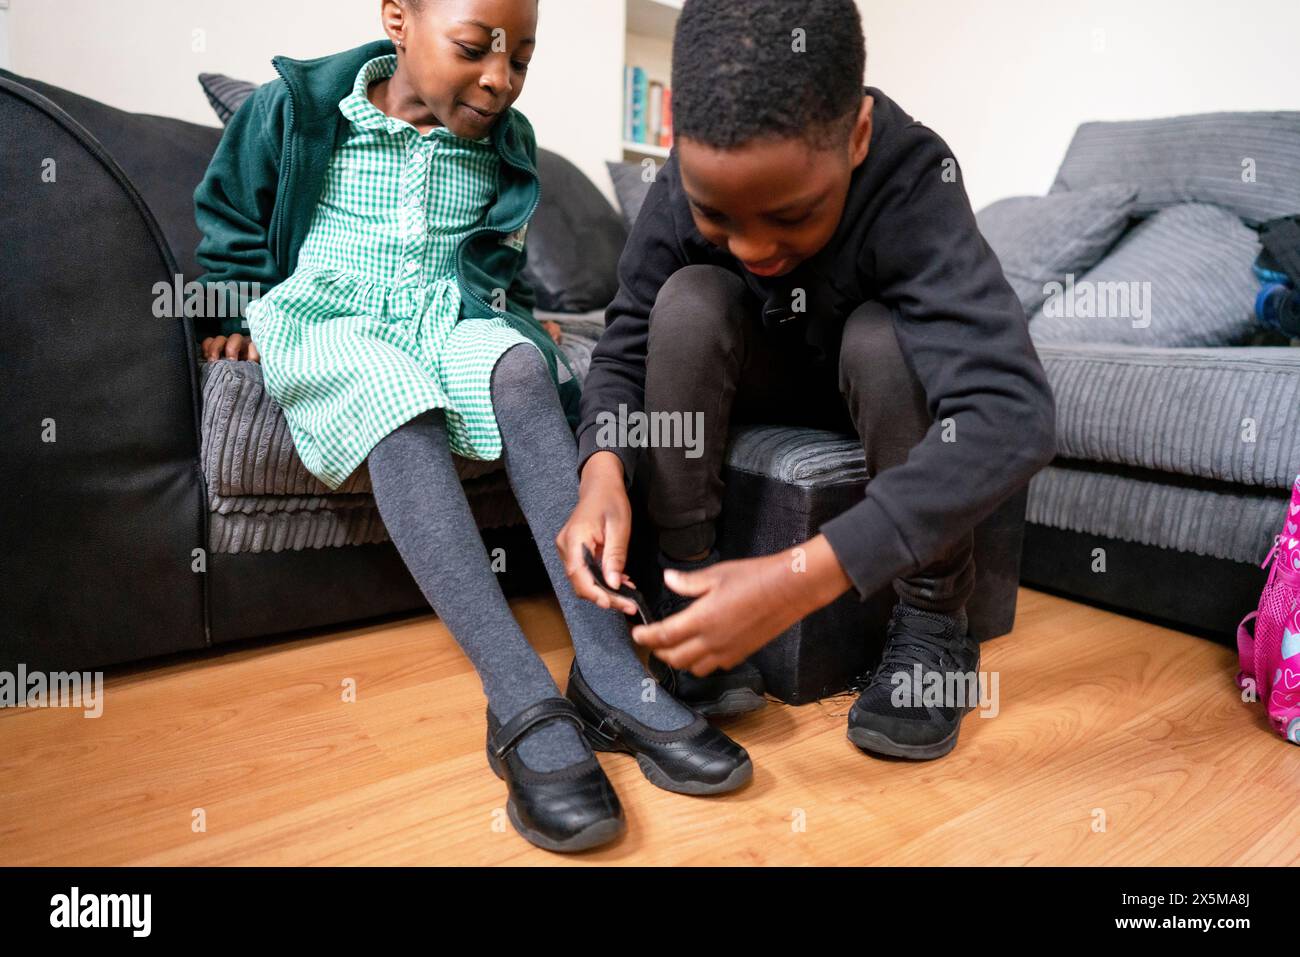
top-left (632, 424), bottom-right (1027, 704)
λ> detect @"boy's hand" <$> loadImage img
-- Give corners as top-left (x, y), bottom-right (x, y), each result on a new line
top-left (543, 320), bottom-right (563, 345)
top-left (632, 535), bottom-right (853, 676)
top-left (202, 334), bottom-right (260, 363)
top-left (557, 451), bottom-right (638, 615)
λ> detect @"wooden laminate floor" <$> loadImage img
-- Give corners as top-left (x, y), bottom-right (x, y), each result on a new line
top-left (3, 588), bottom-right (1298, 866)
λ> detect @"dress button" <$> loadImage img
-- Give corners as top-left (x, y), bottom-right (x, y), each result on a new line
top-left (404, 260), bottom-right (419, 274)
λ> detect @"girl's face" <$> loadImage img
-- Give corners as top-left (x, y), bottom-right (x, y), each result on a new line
top-left (386, 0), bottom-right (537, 139)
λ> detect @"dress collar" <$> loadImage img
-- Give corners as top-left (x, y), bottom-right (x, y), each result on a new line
top-left (339, 55), bottom-right (492, 144)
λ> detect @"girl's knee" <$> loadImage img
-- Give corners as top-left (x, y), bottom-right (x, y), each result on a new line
top-left (490, 342), bottom-right (550, 396)
top-left (371, 407), bottom-right (447, 461)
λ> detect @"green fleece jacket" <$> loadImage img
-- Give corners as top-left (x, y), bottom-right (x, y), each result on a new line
top-left (192, 38), bottom-right (578, 421)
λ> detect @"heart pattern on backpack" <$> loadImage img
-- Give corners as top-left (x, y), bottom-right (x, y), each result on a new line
top-left (1238, 474), bottom-right (1300, 745)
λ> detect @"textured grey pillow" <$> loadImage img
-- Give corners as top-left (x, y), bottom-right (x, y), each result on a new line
top-left (977, 184), bottom-right (1138, 315)
top-left (1029, 202), bottom-right (1261, 348)
top-left (606, 160), bottom-right (656, 230)
top-left (198, 73), bottom-right (257, 125)
top-left (1051, 111), bottom-right (1300, 227)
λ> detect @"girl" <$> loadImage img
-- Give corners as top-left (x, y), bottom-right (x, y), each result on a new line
top-left (193, 0), bottom-right (751, 854)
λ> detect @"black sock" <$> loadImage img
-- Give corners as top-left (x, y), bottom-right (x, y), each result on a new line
top-left (653, 549), bottom-right (720, 620)
top-left (658, 548), bottom-right (721, 572)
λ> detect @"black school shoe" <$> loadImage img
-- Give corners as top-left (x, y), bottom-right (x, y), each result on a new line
top-left (485, 698), bottom-right (625, 852)
top-left (648, 655), bottom-right (768, 717)
top-left (646, 573), bottom-right (767, 717)
top-left (846, 602), bottom-right (981, 760)
top-left (565, 661), bottom-right (753, 795)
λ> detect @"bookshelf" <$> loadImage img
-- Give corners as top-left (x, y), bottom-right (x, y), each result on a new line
top-left (622, 0), bottom-right (680, 164)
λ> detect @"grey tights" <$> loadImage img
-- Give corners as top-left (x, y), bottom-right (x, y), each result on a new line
top-left (366, 343), bottom-right (693, 772)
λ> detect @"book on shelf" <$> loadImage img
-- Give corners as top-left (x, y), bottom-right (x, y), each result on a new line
top-left (647, 80), bottom-right (663, 150)
top-left (623, 65), bottom-right (637, 142)
top-left (623, 64), bottom-right (673, 149)
top-left (659, 87), bottom-right (672, 148)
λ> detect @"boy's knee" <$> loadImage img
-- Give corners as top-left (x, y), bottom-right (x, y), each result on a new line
top-left (648, 264), bottom-right (749, 355)
top-left (838, 301), bottom-right (907, 396)
top-left (839, 302), bottom-right (931, 466)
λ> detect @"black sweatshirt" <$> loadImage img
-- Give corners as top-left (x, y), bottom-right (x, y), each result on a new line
top-left (576, 87), bottom-right (1057, 602)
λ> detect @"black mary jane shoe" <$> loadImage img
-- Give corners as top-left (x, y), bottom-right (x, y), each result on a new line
top-left (485, 698), bottom-right (625, 853)
top-left (565, 661), bottom-right (753, 796)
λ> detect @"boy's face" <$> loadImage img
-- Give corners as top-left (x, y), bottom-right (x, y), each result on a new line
top-left (677, 96), bottom-right (874, 278)
top-left (386, 0), bottom-right (537, 139)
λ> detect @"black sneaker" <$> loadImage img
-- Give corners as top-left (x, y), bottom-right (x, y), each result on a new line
top-left (846, 602), bottom-right (980, 760)
top-left (647, 566), bottom-right (767, 717)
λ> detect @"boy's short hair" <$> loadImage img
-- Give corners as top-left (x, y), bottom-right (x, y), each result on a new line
top-left (671, 0), bottom-right (866, 151)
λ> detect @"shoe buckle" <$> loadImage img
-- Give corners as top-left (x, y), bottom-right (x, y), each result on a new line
top-left (592, 713), bottom-right (620, 741)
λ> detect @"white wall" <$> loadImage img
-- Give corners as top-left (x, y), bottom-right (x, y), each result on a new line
top-left (7, 0), bottom-right (625, 201)
top-left (8, 0), bottom-right (1299, 212)
top-left (0, 1), bottom-right (11, 70)
top-left (858, 0), bottom-right (1300, 211)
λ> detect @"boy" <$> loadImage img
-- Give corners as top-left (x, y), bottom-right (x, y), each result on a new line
top-left (557, 0), bottom-right (1056, 759)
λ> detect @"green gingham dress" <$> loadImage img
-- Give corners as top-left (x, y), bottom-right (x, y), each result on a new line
top-left (245, 54), bottom-right (538, 490)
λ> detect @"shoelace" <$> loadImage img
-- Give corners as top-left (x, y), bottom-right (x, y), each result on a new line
top-left (872, 613), bottom-right (955, 684)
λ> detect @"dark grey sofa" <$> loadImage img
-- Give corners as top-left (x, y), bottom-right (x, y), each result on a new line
top-left (997, 111), bottom-right (1300, 637)
top-left (0, 69), bottom-right (1027, 702)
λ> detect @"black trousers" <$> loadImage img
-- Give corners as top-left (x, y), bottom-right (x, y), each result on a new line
top-left (642, 264), bottom-right (975, 614)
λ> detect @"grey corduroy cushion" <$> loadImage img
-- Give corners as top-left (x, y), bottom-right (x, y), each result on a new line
top-left (201, 313), bottom-right (606, 553)
top-left (207, 475), bottom-right (523, 554)
top-left (977, 184), bottom-right (1138, 314)
top-left (198, 73), bottom-right (257, 125)
top-left (1027, 462), bottom-right (1284, 565)
top-left (201, 312), bottom-right (605, 499)
top-left (199, 309), bottom-right (906, 554)
top-left (1049, 110), bottom-right (1300, 227)
top-left (1036, 342), bottom-right (1300, 490)
top-left (1029, 202), bottom-right (1261, 348)
top-left (206, 422), bottom-right (887, 555)
top-left (723, 425), bottom-right (868, 488)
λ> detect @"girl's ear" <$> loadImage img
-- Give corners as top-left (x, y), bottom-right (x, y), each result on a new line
top-left (380, 0), bottom-right (408, 48)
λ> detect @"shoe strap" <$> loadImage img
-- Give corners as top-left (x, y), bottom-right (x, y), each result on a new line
top-left (491, 698), bottom-right (585, 760)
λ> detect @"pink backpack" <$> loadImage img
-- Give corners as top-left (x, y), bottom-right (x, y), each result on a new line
top-left (1236, 473), bottom-right (1300, 744)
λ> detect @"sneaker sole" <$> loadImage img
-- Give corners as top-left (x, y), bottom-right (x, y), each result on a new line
top-left (845, 715), bottom-right (966, 761)
top-left (486, 747), bottom-right (625, 853)
top-left (690, 688), bottom-right (768, 718)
